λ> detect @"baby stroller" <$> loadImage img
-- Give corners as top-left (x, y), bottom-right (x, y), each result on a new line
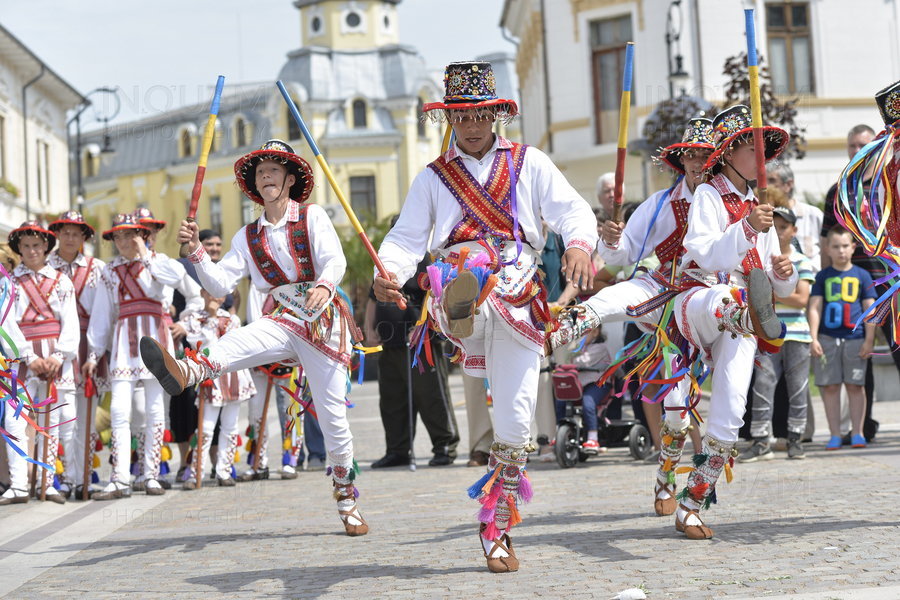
top-left (551, 363), bottom-right (653, 468)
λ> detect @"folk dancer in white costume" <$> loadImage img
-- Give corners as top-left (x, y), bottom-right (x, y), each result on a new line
top-left (547, 118), bottom-right (716, 517)
top-left (47, 211), bottom-right (107, 499)
top-left (668, 105), bottom-right (797, 539)
top-left (3, 221), bottom-right (79, 505)
top-left (85, 214), bottom-right (190, 500)
top-left (141, 140), bottom-right (367, 536)
top-left (374, 61), bottom-right (597, 572)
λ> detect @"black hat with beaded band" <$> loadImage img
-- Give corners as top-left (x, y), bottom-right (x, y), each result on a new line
top-left (875, 80), bottom-right (900, 127)
top-left (422, 61), bottom-right (518, 122)
top-left (48, 210), bottom-right (95, 240)
top-left (8, 220), bottom-right (56, 255)
top-left (102, 213), bottom-right (150, 241)
top-left (658, 117), bottom-right (716, 174)
top-left (233, 139), bottom-right (315, 206)
top-left (702, 105), bottom-right (789, 174)
top-left (133, 207), bottom-right (167, 231)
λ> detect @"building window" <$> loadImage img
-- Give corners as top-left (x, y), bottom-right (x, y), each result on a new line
top-left (36, 139), bottom-right (50, 205)
top-left (311, 16), bottom-right (322, 33)
top-left (416, 98), bottom-right (426, 138)
top-left (352, 99), bottom-right (367, 129)
top-left (180, 128), bottom-right (194, 157)
top-left (346, 12), bottom-right (361, 28)
top-left (83, 148), bottom-right (97, 178)
top-left (209, 195), bottom-right (222, 233)
top-left (349, 175), bottom-right (376, 218)
top-left (589, 15), bottom-right (634, 145)
top-left (234, 117), bottom-right (248, 147)
top-left (287, 107), bottom-right (302, 140)
top-left (766, 2), bottom-right (814, 95)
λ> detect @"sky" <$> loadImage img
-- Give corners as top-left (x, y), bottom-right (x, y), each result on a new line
top-left (0, 0), bottom-right (516, 125)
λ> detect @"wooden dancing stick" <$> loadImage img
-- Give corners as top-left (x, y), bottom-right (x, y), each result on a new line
top-left (612, 42), bottom-right (635, 223)
top-left (275, 80), bottom-right (405, 309)
top-left (81, 376), bottom-right (95, 501)
top-left (195, 384), bottom-right (206, 489)
top-left (179, 75), bottom-right (225, 259)
top-left (744, 9), bottom-right (771, 229)
top-left (251, 375), bottom-right (274, 476)
top-left (41, 390), bottom-right (51, 502)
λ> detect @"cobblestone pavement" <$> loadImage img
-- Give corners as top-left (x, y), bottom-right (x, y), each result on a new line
top-left (1, 373), bottom-right (899, 599)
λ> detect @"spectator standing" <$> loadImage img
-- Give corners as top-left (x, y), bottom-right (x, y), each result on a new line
top-left (820, 124), bottom-right (894, 442)
top-left (808, 228), bottom-right (876, 450)
top-left (767, 161), bottom-right (823, 270)
top-left (740, 207), bottom-right (814, 461)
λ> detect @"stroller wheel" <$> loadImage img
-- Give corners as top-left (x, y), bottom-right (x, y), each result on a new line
top-left (628, 423), bottom-right (653, 460)
top-left (555, 423), bottom-right (580, 468)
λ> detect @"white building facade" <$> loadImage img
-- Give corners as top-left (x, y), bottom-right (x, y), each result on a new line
top-left (0, 24), bottom-right (83, 235)
top-left (500, 0), bottom-right (895, 206)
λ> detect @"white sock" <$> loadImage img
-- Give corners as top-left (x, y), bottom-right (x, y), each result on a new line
top-left (338, 498), bottom-right (363, 526)
top-left (587, 431), bottom-right (599, 442)
top-left (676, 499), bottom-right (703, 527)
top-left (655, 475), bottom-right (672, 500)
top-left (2, 488), bottom-right (28, 498)
top-left (481, 529), bottom-right (509, 558)
top-left (146, 479), bottom-right (162, 489)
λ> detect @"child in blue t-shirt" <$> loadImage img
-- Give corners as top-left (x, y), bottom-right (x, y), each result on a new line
top-left (807, 227), bottom-right (876, 450)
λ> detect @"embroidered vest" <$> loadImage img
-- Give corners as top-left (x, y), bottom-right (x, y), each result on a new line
top-left (246, 203), bottom-right (315, 287)
top-left (428, 143), bottom-right (528, 245)
top-left (17, 271), bottom-right (62, 345)
top-left (70, 257), bottom-right (94, 331)
top-left (113, 260), bottom-right (167, 357)
top-left (654, 194), bottom-right (691, 266)
top-left (709, 174), bottom-right (763, 273)
top-left (886, 157), bottom-right (900, 247)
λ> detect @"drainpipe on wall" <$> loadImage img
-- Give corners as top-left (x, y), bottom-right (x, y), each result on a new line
top-left (539, 0), bottom-right (553, 154)
top-left (22, 65), bottom-right (46, 220)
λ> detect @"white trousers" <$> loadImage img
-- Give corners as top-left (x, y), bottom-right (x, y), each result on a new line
top-left (109, 378), bottom-right (165, 483)
top-left (674, 285), bottom-right (757, 442)
top-left (199, 402), bottom-right (240, 479)
top-left (583, 272), bottom-right (669, 328)
top-left (4, 379), bottom-right (75, 490)
top-left (462, 373), bottom-right (493, 454)
top-left (208, 318), bottom-right (352, 459)
top-left (458, 304), bottom-right (541, 445)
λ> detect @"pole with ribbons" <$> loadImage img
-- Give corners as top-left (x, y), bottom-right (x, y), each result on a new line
top-left (612, 42), bottom-right (635, 222)
top-left (275, 80), bottom-right (405, 309)
top-left (179, 76), bottom-right (225, 258)
top-left (744, 9), bottom-right (771, 225)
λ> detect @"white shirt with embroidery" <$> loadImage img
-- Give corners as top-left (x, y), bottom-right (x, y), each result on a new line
top-left (682, 175), bottom-right (798, 298)
top-left (12, 263), bottom-right (79, 389)
top-left (598, 179), bottom-right (693, 267)
top-left (379, 136), bottom-right (599, 284)
top-left (189, 201), bottom-right (344, 298)
top-left (87, 254), bottom-right (185, 381)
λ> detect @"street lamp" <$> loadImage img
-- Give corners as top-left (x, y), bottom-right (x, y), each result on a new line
top-left (665, 0), bottom-right (690, 98)
top-left (67, 87), bottom-right (120, 210)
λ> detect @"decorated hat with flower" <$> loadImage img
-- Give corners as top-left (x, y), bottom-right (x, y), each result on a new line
top-left (133, 207), bottom-right (166, 230)
top-left (234, 139), bottom-right (315, 206)
top-left (8, 220), bottom-right (56, 255)
top-left (658, 117), bottom-right (716, 174)
top-left (702, 105), bottom-right (789, 174)
top-left (422, 61), bottom-right (518, 121)
top-left (49, 210), bottom-right (95, 240)
top-left (102, 213), bottom-right (150, 241)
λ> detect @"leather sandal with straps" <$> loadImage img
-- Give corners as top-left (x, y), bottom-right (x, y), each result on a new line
top-left (653, 481), bottom-right (677, 516)
top-left (442, 271), bottom-right (479, 339)
top-left (479, 523), bottom-right (519, 573)
top-left (334, 483), bottom-right (369, 537)
top-left (675, 503), bottom-right (713, 539)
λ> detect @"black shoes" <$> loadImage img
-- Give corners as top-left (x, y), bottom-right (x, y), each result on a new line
top-left (428, 454), bottom-right (454, 467)
top-left (370, 453), bottom-right (410, 469)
